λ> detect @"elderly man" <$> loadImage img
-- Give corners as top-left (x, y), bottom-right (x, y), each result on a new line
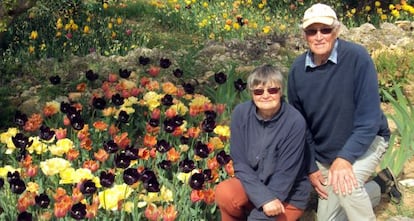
top-left (287, 3), bottom-right (401, 221)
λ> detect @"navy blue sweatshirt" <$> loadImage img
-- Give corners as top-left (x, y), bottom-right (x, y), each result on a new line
top-left (230, 99), bottom-right (311, 220)
top-left (287, 38), bottom-right (390, 174)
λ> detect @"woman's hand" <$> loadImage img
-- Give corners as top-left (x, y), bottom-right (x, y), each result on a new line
top-left (262, 198), bottom-right (285, 217)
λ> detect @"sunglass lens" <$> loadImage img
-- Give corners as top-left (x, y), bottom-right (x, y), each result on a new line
top-left (267, 87), bottom-right (280, 94)
top-left (305, 28), bottom-right (333, 36)
top-left (253, 89), bottom-right (264, 95)
top-left (320, 28), bottom-right (333, 34)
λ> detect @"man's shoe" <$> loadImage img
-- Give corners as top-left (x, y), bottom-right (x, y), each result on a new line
top-left (373, 167), bottom-right (402, 204)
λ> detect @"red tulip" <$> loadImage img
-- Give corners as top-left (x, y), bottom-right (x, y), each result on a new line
top-left (147, 66), bottom-right (160, 77)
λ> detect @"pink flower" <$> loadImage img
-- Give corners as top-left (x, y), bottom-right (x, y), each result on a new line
top-left (147, 66), bottom-right (160, 77)
top-left (108, 73), bottom-right (118, 82)
top-left (65, 32), bottom-right (73, 39)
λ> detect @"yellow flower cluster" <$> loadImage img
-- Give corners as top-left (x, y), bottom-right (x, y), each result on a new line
top-left (40, 157), bottom-right (71, 176)
top-left (98, 184), bottom-right (133, 210)
top-left (143, 91), bottom-right (162, 111)
top-left (213, 125), bottom-right (230, 138)
top-left (137, 186), bottom-right (174, 208)
top-left (64, 19), bottom-right (79, 32)
top-left (59, 168), bottom-right (100, 186)
top-left (0, 127), bottom-right (18, 154)
top-left (27, 136), bottom-right (49, 155)
top-left (49, 138), bottom-right (74, 156)
top-left (29, 31), bottom-right (38, 40)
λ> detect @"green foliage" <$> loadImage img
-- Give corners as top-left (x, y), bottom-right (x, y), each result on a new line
top-left (2, 0), bottom-right (146, 59)
top-left (0, 88), bottom-right (16, 130)
top-left (374, 49), bottom-right (414, 102)
top-left (380, 86), bottom-right (414, 176)
top-left (203, 63), bottom-right (251, 122)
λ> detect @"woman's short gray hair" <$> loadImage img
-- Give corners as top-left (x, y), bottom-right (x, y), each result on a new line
top-left (247, 64), bottom-right (284, 91)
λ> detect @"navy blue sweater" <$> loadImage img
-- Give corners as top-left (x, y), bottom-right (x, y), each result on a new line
top-left (230, 100), bottom-right (311, 220)
top-left (287, 38), bottom-right (390, 174)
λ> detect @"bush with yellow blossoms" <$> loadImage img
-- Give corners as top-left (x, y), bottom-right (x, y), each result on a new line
top-left (0, 55), bottom-right (250, 220)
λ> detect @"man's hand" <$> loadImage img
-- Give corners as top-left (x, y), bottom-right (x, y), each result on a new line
top-left (328, 158), bottom-right (359, 195)
top-left (262, 199), bottom-right (285, 217)
top-left (309, 170), bottom-right (328, 199)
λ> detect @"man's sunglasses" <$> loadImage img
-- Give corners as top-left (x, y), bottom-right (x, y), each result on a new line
top-left (252, 87), bottom-right (281, 96)
top-left (304, 28), bottom-right (333, 36)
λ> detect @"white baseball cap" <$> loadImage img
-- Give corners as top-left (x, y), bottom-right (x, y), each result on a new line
top-left (302, 3), bottom-right (338, 29)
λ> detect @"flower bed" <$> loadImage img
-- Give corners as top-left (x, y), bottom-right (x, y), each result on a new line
top-left (0, 56), bottom-right (242, 220)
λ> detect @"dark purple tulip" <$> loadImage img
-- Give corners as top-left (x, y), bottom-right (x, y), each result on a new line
top-left (161, 94), bottom-right (173, 106)
top-left (92, 97), bottom-right (106, 110)
top-left (173, 68), bottom-right (183, 78)
top-left (149, 118), bottom-right (159, 127)
top-left (49, 75), bottom-right (61, 85)
top-left (17, 211), bottom-right (32, 221)
top-left (39, 125), bottom-right (55, 141)
top-left (7, 171), bottom-right (20, 182)
top-left (158, 160), bottom-right (172, 170)
top-left (123, 168), bottom-right (140, 185)
top-left (201, 118), bottom-right (216, 133)
top-left (118, 110), bottom-right (129, 123)
top-left (140, 169), bottom-right (156, 183)
top-left (14, 111), bottom-right (28, 127)
top-left (70, 202), bottom-right (87, 220)
top-left (17, 148), bottom-right (28, 162)
top-left (85, 69), bottom-right (99, 81)
top-left (172, 115), bottom-right (184, 127)
top-left (143, 177), bottom-right (160, 192)
top-left (194, 141), bottom-right (210, 158)
top-left (203, 169), bottom-right (214, 181)
top-left (237, 16), bottom-right (244, 26)
top-left (180, 136), bottom-right (189, 144)
top-left (0, 177), bottom-right (4, 188)
top-left (119, 68), bottom-right (131, 78)
top-left (103, 140), bottom-right (119, 153)
top-left (111, 93), bottom-right (124, 106)
top-left (124, 146), bottom-right (139, 160)
top-left (234, 78), bottom-right (247, 92)
top-left (114, 151), bottom-right (131, 168)
top-left (179, 158), bottom-right (195, 173)
top-left (216, 150), bottom-right (232, 165)
top-left (70, 117), bottom-right (85, 130)
top-left (65, 107), bottom-right (81, 121)
top-left (159, 58), bottom-right (171, 69)
top-left (80, 180), bottom-right (97, 195)
top-left (182, 82), bottom-right (195, 94)
top-left (156, 139), bottom-right (172, 153)
top-left (100, 171), bottom-right (115, 188)
top-left (189, 172), bottom-right (205, 190)
top-left (163, 118), bottom-right (176, 133)
top-left (12, 133), bottom-right (33, 149)
top-left (204, 110), bottom-right (217, 120)
top-left (10, 178), bottom-right (26, 194)
top-left (35, 193), bottom-right (50, 208)
top-left (60, 101), bottom-right (71, 114)
top-left (214, 72), bottom-right (227, 84)
top-left (139, 56), bottom-right (151, 65)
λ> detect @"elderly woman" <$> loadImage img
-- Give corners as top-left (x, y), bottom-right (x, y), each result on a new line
top-left (215, 64), bottom-right (311, 221)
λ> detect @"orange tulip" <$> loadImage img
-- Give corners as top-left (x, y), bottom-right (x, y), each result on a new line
top-left (94, 148), bottom-right (109, 162)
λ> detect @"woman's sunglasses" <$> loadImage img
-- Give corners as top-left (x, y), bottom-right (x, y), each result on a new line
top-left (304, 28), bottom-right (333, 36)
top-left (252, 87), bottom-right (280, 96)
